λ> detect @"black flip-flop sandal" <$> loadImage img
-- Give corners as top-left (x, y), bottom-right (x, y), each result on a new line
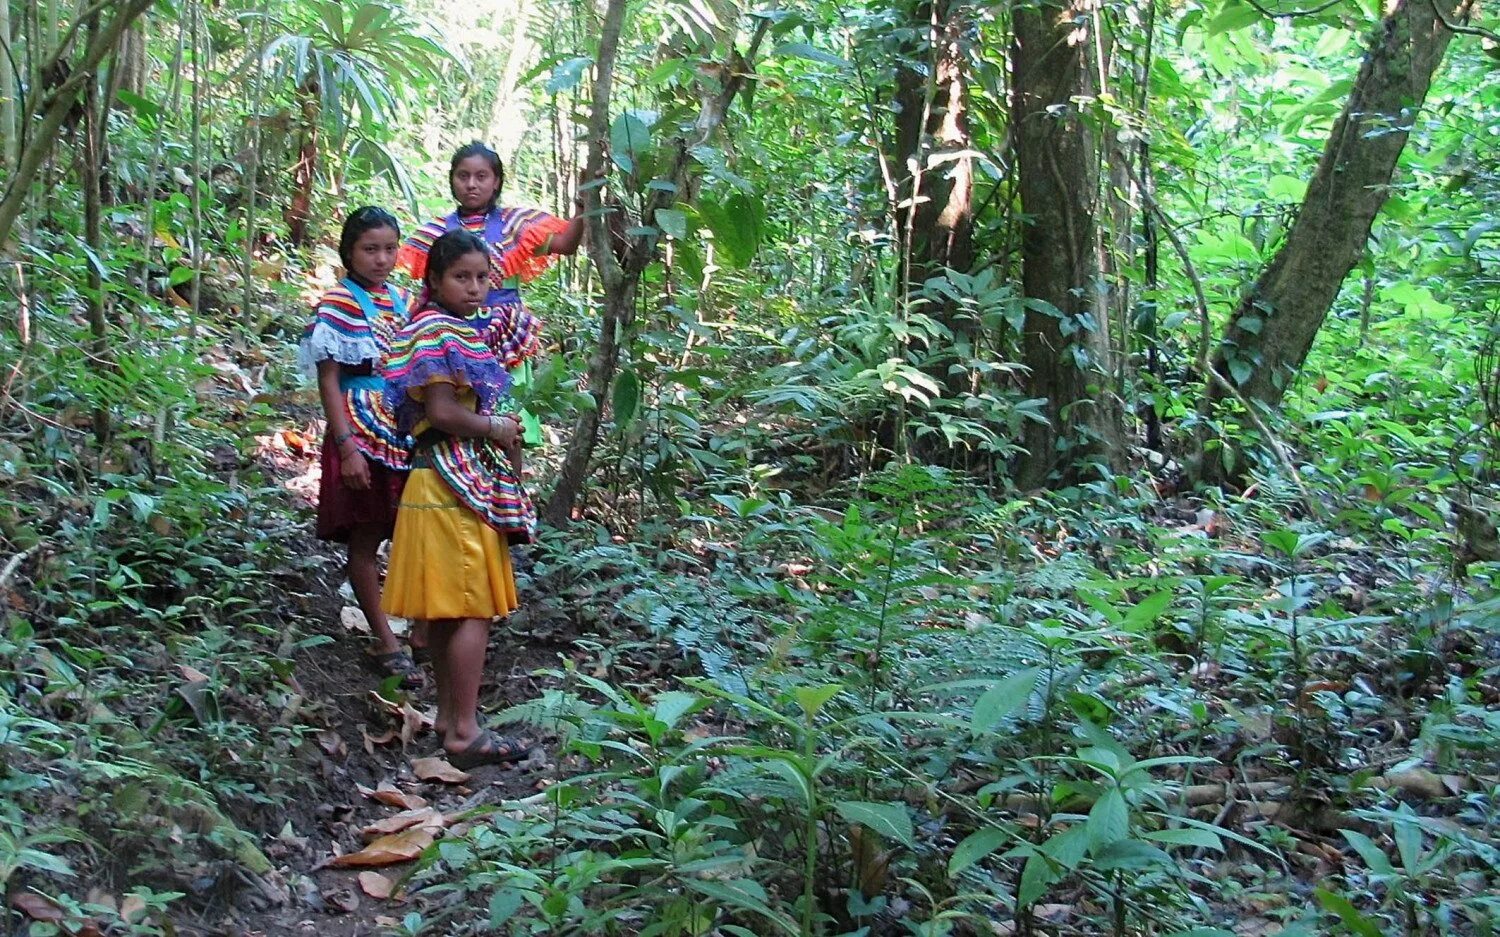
top-left (370, 649), bottom-right (423, 688)
top-left (446, 730), bottom-right (532, 770)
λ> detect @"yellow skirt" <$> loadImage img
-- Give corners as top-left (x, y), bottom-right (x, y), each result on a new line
top-left (383, 468), bottom-right (519, 621)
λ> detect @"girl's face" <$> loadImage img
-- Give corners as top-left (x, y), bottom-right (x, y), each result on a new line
top-left (348, 226), bottom-right (399, 284)
top-left (451, 156), bottom-right (500, 213)
top-left (430, 250), bottom-right (490, 315)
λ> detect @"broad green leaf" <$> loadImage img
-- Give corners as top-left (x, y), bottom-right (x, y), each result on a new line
top-left (1121, 591), bottom-right (1173, 632)
top-left (971, 667), bottom-right (1040, 733)
top-left (1314, 887), bottom-right (1384, 937)
top-left (1017, 853), bottom-right (1060, 906)
top-left (948, 826), bottom-right (1010, 877)
top-left (655, 208), bottom-right (689, 240)
top-left (793, 683), bottom-right (843, 720)
top-left (1206, 0), bottom-right (1261, 34)
top-left (1339, 830), bottom-right (1394, 875)
top-left (1092, 838), bottom-right (1173, 871)
top-left (546, 56), bottom-right (593, 94)
top-left (1086, 788), bottom-right (1129, 849)
top-left (613, 369), bottom-right (642, 427)
top-left (697, 193), bottom-right (763, 268)
top-left (611, 112), bottom-right (653, 174)
top-left (683, 879), bottom-right (800, 935)
top-left (833, 801), bottom-right (914, 848)
top-left (1142, 826), bottom-right (1224, 850)
top-left (651, 690), bottom-right (702, 729)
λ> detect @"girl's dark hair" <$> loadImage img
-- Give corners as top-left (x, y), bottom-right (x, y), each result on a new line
top-left (449, 141), bottom-right (504, 211)
top-left (338, 206), bottom-right (400, 270)
top-left (425, 230), bottom-right (490, 287)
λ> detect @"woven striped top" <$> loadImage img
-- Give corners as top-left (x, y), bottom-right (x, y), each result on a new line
top-left (383, 306), bottom-right (511, 436)
top-left (383, 305), bottom-right (535, 540)
top-left (396, 207), bottom-right (568, 291)
top-left (299, 281), bottom-right (409, 372)
top-left (301, 280), bottom-right (412, 469)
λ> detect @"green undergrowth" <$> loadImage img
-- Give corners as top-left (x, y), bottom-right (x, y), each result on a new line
top-left (0, 238), bottom-right (332, 933)
top-left (381, 457), bottom-right (1500, 935)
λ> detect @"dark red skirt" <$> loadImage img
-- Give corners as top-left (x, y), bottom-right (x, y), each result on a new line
top-left (316, 434), bottom-right (407, 543)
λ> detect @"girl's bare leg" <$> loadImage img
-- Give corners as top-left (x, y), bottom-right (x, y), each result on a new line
top-left (440, 617), bottom-right (490, 755)
top-left (429, 619), bottom-right (456, 739)
top-left (349, 524), bottom-right (400, 655)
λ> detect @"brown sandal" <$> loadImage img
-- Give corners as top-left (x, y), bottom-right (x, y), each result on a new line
top-left (370, 649), bottom-right (423, 688)
top-left (446, 730), bottom-right (531, 769)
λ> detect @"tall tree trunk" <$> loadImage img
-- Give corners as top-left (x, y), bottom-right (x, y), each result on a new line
top-left (1207, 0), bottom-right (1471, 416)
top-left (541, 0), bottom-right (630, 528)
top-left (83, 13), bottom-right (109, 445)
top-left (111, 20), bottom-right (149, 103)
top-left (894, 0), bottom-right (974, 290)
top-left (0, 0), bottom-right (15, 169)
top-left (1011, 0), bottom-right (1124, 488)
top-left (543, 12), bottom-right (770, 526)
top-left (285, 82), bottom-right (320, 249)
top-left (0, 0), bottom-right (154, 250)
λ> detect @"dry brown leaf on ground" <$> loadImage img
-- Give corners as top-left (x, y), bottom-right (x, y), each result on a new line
top-left (323, 886), bottom-right (360, 913)
top-left (398, 703), bottom-right (428, 746)
top-left (327, 829), bottom-right (434, 868)
top-left (362, 807), bottom-right (446, 840)
top-left (177, 663), bottom-right (211, 683)
top-left (357, 782), bottom-right (427, 811)
top-left (341, 606), bottom-right (370, 633)
top-left (358, 872), bottom-right (395, 899)
top-left (9, 892), bottom-right (64, 923)
top-left (318, 731), bottom-right (348, 759)
top-left (362, 726), bottom-right (399, 755)
top-left (412, 757), bottom-right (470, 784)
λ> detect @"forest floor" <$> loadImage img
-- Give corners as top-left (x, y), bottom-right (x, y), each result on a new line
top-left (230, 425), bottom-right (580, 937)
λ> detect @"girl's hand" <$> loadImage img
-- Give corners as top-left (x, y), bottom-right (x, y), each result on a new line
top-left (341, 448), bottom-right (372, 490)
top-left (488, 414), bottom-right (520, 449)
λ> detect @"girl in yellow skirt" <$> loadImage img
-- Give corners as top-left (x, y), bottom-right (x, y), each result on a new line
top-left (382, 230), bottom-right (538, 769)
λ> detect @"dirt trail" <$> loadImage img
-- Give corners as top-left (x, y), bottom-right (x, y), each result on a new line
top-left (211, 425), bottom-right (573, 937)
top-left (232, 578), bottom-right (569, 937)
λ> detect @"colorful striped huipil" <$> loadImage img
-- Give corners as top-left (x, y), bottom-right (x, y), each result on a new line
top-left (299, 279), bottom-right (413, 471)
top-left (396, 207), bottom-right (568, 447)
top-left (383, 305), bottom-right (538, 544)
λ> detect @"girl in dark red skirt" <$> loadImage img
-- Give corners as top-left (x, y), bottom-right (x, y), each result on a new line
top-left (300, 207), bottom-right (418, 686)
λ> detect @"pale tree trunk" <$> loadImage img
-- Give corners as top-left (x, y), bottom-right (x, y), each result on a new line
top-left (83, 12), bottom-right (109, 444)
top-left (894, 0), bottom-right (975, 403)
top-left (488, 0), bottom-right (534, 160)
top-left (0, 0), bottom-right (15, 169)
top-left (542, 7), bottom-right (770, 526)
top-left (1207, 0), bottom-right (1471, 417)
top-left (894, 0), bottom-right (974, 290)
top-left (1011, 0), bottom-right (1124, 488)
top-left (116, 20), bottom-right (149, 101)
top-left (0, 0), bottom-right (155, 249)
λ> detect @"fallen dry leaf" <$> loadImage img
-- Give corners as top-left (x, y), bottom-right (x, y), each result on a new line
top-left (10, 891), bottom-right (65, 922)
top-left (362, 808), bottom-right (446, 840)
top-left (358, 872), bottom-right (394, 899)
top-left (398, 703), bottom-right (429, 746)
top-left (318, 731), bottom-right (348, 759)
top-left (323, 886), bottom-right (360, 913)
top-left (362, 726), bottom-right (398, 755)
top-left (178, 663), bottom-right (210, 683)
top-left (357, 782), bottom-right (427, 811)
top-left (412, 757), bottom-right (470, 784)
top-left (341, 606), bottom-right (370, 634)
top-left (327, 828), bottom-right (434, 868)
